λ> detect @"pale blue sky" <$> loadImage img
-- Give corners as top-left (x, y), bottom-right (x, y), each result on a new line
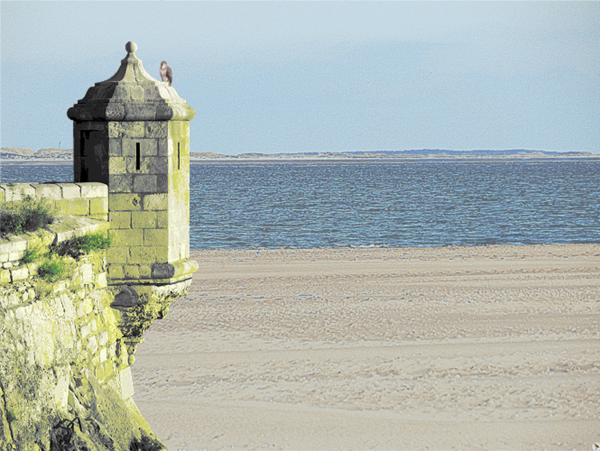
top-left (1, 1), bottom-right (599, 154)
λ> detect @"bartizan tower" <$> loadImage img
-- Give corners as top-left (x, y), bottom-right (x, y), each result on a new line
top-left (68, 41), bottom-right (198, 361)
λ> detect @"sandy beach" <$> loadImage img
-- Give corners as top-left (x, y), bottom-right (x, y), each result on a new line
top-left (132, 245), bottom-right (600, 450)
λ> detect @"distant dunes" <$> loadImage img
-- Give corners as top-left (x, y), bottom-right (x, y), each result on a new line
top-left (1, 147), bottom-right (73, 160)
top-left (0, 147), bottom-right (593, 162)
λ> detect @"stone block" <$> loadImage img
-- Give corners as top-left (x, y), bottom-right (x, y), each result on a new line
top-left (108, 265), bottom-right (125, 279)
top-left (99, 348), bottom-right (108, 363)
top-left (109, 157), bottom-right (127, 175)
top-left (151, 263), bottom-right (175, 279)
top-left (103, 359), bottom-right (115, 380)
top-left (0, 270), bottom-right (10, 284)
top-left (125, 103), bottom-right (156, 120)
top-left (80, 323), bottom-right (91, 339)
top-left (141, 139), bottom-right (158, 157)
top-left (90, 197), bottom-right (108, 217)
top-left (54, 369), bottom-right (70, 410)
top-left (109, 174), bottom-right (133, 193)
top-left (109, 139), bottom-right (122, 156)
top-left (0, 187), bottom-right (4, 202)
top-left (124, 265), bottom-right (140, 279)
top-left (56, 183), bottom-right (81, 199)
top-left (88, 336), bottom-right (98, 354)
top-left (109, 121), bottom-right (145, 139)
top-left (97, 272), bottom-right (108, 288)
top-left (105, 102), bottom-right (126, 121)
top-left (61, 294), bottom-right (76, 318)
top-left (139, 265), bottom-right (152, 279)
top-left (119, 367), bottom-right (134, 399)
top-left (131, 211), bottom-right (157, 229)
top-left (9, 251), bottom-right (23, 261)
top-left (145, 121), bottom-right (167, 138)
top-left (133, 175), bottom-right (157, 192)
top-left (78, 182), bottom-right (108, 198)
top-left (81, 264), bottom-right (94, 284)
top-left (110, 229), bottom-right (144, 247)
top-left (95, 364), bottom-right (105, 382)
top-left (169, 120), bottom-right (189, 138)
top-left (129, 246), bottom-right (168, 264)
top-left (50, 296), bottom-right (65, 317)
top-left (168, 226), bottom-right (185, 242)
top-left (122, 139), bottom-right (136, 158)
top-left (143, 193), bottom-right (168, 211)
top-left (157, 211), bottom-right (169, 228)
top-left (57, 198), bottom-right (90, 216)
top-left (108, 211), bottom-right (131, 229)
top-left (147, 157), bottom-right (168, 174)
top-left (11, 267), bottom-right (29, 282)
top-left (158, 138), bottom-right (171, 156)
top-left (157, 174), bottom-right (168, 192)
top-left (0, 237), bottom-right (27, 255)
top-left (15, 304), bottom-right (32, 319)
top-left (144, 229), bottom-right (168, 246)
top-left (168, 244), bottom-right (181, 262)
top-left (77, 120), bottom-right (107, 132)
top-left (107, 247), bottom-right (130, 264)
top-left (0, 183), bottom-right (35, 201)
top-left (32, 183), bottom-right (62, 200)
top-left (98, 331), bottom-right (109, 346)
top-left (110, 193), bottom-right (142, 211)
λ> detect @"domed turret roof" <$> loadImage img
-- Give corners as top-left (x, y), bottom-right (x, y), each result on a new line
top-left (67, 42), bottom-right (195, 122)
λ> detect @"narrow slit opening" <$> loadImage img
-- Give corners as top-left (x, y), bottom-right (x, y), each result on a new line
top-left (177, 142), bottom-right (181, 170)
top-left (136, 143), bottom-right (141, 171)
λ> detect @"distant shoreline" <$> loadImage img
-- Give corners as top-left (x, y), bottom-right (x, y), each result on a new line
top-left (2, 155), bottom-right (598, 166)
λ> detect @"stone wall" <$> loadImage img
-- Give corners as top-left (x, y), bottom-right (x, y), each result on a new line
top-left (0, 182), bottom-right (108, 222)
top-left (0, 217), bottom-right (164, 450)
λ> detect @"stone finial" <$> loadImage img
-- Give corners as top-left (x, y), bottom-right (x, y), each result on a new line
top-left (67, 41), bottom-right (195, 122)
top-left (125, 41), bottom-right (137, 54)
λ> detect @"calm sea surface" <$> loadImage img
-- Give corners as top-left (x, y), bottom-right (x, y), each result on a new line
top-left (2, 160), bottom-right (599, 249)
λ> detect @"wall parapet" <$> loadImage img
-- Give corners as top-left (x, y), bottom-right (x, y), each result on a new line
top-left (0, 182), bottom-right (108, 221)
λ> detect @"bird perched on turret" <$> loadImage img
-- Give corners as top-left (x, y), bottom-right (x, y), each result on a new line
top-left (160, 61), bottom-right (173, 86)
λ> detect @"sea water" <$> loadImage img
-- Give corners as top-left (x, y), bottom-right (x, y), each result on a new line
top-left (2, 159), bottom-right (599, 249)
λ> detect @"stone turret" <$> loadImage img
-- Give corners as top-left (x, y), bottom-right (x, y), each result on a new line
top-left (68, 42), bottom-right (198, 361)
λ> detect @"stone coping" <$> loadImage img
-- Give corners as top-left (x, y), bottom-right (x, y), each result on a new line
top-left (0, 181), bottom-right (107, 202)
top-left (0, 215), bottom-right (110, 283)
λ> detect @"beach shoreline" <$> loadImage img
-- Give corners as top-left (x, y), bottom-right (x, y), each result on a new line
top-left (132, 244), bottom-right (600, 450)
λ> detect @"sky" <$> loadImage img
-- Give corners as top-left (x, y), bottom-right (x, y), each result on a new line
top-left (1, 1), bottom-right (599, 155)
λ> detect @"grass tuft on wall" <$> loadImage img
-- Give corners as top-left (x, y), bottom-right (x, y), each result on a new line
top-left (53, 232), bottom-right (112, 259)
top-left (0, 196), bottom-right (55, 237)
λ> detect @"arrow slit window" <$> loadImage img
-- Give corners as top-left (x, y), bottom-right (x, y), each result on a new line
top-left (136, 143), bottom-right (141, 171)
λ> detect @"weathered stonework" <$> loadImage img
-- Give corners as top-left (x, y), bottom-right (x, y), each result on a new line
top-left (0, 217), bottom-right (162, 450)
top-left (0, 41), bottom-right (198, 450)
